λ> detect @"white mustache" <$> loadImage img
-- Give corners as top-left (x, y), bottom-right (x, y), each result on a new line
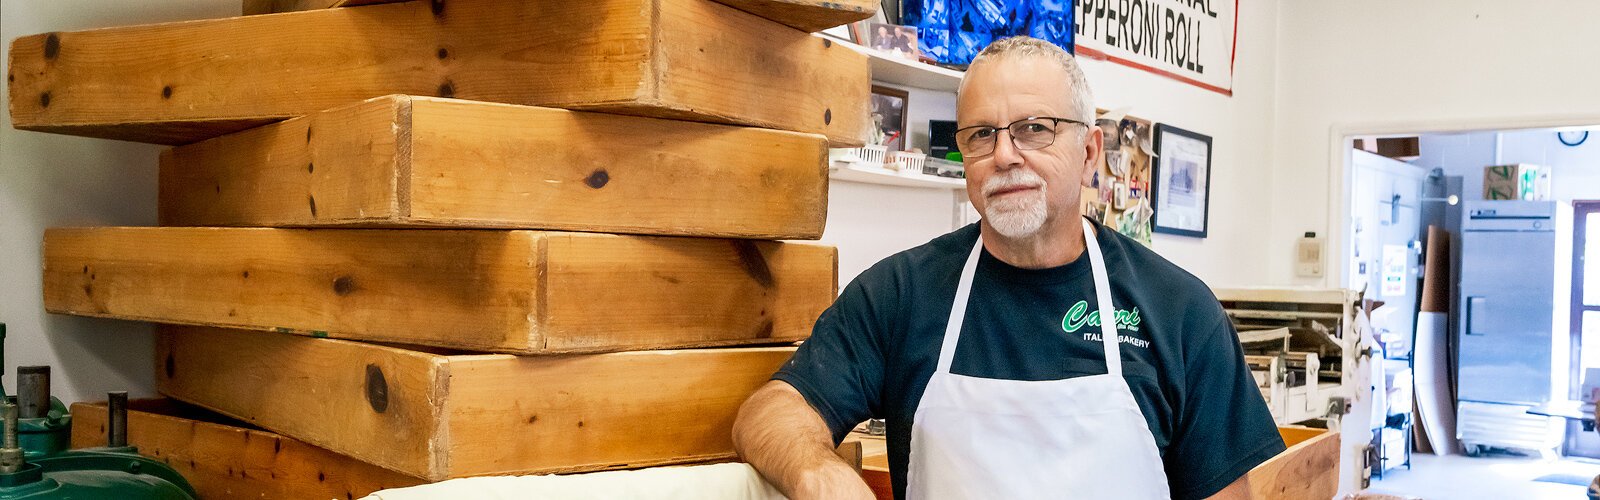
top-left (982, 170), bottom-right (1045, 198)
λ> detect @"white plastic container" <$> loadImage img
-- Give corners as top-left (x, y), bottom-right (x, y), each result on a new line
top-left (887, 151), bottom-right (926, 176)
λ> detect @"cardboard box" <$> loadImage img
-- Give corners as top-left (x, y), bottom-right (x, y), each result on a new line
top-left (1354, 137), bottom-right (1421, 160)
top-left (1483, 164), bottom-right (1550, 200)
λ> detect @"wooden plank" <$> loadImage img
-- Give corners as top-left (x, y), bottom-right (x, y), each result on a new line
top-left (834, 440), bottom-right (862, 472)
top-left (242, 0), bottom-right (388, 15)
top-left (156, 325), bottom-right (797, 480)
top-left (246, 0), bottom-right (874, 32)
top-left (44, 227), bottom-right (834, 353)
top-left (863, 468), bottom-right (892, 500)
top-left (71, 399), bottom-right (426, 499)
top-left (1213, 287), bottom-right (1356, 306)
top-left (1277, 425), bottom-right (1329, 448)
top-left (158, 95), bottom-right (829, 239)
top-left (1247, 428), bottom-right (1339, 500)
top-left (707, 0), bottom-right (875, 32)
top-left (9, 0), bottom-right (869, 146)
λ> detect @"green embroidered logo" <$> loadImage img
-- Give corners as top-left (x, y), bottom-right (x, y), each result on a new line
top-left (1060, 300), bottom-right (1143, 334)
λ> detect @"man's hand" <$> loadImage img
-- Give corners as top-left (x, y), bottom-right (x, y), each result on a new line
top-left (732, 381), bottom-right (875, 500)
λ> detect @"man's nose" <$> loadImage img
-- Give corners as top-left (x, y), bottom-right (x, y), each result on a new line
top-left (991, 131), bottom-right (1025, 170)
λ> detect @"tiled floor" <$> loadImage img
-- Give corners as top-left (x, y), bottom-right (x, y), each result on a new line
top-left (1363, 453), bottom-right (1598, 499)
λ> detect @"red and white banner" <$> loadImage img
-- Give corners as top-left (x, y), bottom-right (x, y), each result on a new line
top-left (1074, 0), bottom-right (1239, 96)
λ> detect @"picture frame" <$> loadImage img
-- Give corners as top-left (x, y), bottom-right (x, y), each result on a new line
top-left (867, 23), bottom-right (920, 62)
top-left (1151, 123), bottom-right (1213, 238)
top-left (869, 85), bottom-right (910, 152)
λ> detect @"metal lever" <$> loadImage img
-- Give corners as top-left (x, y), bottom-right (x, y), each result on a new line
top-left (0, 404), bottom-right (20, 473)
top-left (108, 391), bottom-right (128, 448)
top-left (17, 366), bottom-right (49, 419)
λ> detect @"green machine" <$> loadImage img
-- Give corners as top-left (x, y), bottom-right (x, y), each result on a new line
top-left (0, 323), bottom-right (197, 499)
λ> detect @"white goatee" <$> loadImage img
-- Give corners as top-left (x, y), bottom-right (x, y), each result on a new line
top-left (981, 169), bottom-right (1049, 238)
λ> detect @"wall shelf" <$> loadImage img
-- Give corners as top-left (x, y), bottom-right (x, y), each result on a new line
top-left (832, 38), bottom-right (964, 92)
top-left (829, 163), bottom-right (966, 190)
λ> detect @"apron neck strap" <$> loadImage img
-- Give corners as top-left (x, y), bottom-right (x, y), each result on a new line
top-left (934, 219), bottom-right (1122, 377)
top-left (1081, 218), bottom-right (1122, 377)
top-left (935, 239), bottom-right (985, 374)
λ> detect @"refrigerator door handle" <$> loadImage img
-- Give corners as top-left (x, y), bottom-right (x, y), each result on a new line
top-left (1466, 296), bottom-right (1487, 335)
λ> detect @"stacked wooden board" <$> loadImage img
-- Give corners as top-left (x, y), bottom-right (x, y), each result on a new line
top-left (17, 0), bottom-right (872, 495)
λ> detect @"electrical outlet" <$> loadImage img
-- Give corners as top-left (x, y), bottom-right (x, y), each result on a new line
top-left (1297, 233), bottom-right (1325, 278)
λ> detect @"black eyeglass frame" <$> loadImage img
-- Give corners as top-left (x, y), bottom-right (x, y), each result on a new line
top-left (953, 116), bottom-right (1091, 158)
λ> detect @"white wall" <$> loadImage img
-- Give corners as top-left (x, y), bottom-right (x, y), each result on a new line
top-left (1415, 132), bottom-right (1497, 201)
top-left (2, 1), bottom-right (242, 405)
top-left (1499, 129), bottom-right (1600, 202)
top-left (1419, 129), bottom-right (1600, 204)
top-left (1271, 1), bottom-right (1600, 287)
top-left (1079, 0), bottom-right (1281, 288)
top-left (823, 83), bottom-right (964, 286)
top-left (821, 182), bottom-right (963, 285)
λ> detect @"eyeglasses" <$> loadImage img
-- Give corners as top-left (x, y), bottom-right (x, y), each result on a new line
top-left (954, 117), bottom-right (1089, 158)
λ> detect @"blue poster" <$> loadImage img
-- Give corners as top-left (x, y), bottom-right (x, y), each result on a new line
top-left (902, 0), bottom-right (1076, 66)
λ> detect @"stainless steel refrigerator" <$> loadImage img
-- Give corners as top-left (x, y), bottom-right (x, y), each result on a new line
top-left (1455, 200), bottom-right (1568, 456)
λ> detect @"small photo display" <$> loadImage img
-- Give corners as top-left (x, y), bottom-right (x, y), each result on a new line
top-left (870, 85), bottom-right (909, 151)
top-left (868, 23), bottom-right (920, 61)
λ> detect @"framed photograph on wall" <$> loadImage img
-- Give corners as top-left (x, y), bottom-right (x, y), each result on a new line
top-left (1151, 123), bottom-right (1213, 238)
top-left (870, 85), bottom-right (910, 151)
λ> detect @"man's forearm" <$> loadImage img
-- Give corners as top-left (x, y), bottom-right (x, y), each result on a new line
top-left (732, 380), bottom-right (874, 500)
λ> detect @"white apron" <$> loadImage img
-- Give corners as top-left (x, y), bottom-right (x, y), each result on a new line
top-left (905, 218), bottom-right (1171, 499)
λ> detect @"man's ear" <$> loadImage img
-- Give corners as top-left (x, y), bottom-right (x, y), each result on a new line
top-left (1080, 126), bottom-right (1103, 188)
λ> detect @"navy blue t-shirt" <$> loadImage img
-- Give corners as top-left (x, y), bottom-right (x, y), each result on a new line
top-left (774, 221), bottom-right (1284, 500)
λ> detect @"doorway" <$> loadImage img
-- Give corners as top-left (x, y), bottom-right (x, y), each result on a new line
top-left (1574, 201), bottom-right (1600, 379)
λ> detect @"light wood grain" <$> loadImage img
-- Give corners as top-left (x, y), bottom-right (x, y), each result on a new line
top-left (1248, 427), bottom-right (1340, 500)
top-left (652, 0), bottom-right (868, 142)
top-left (708, 0), bottom-right (876, 32)
top-left (156, 325), bottom-right (797, 480)
top-left (44, 227), bottom-right (833, 353)
top-left (159, 95), bottom-right (829, 239)
top-left (159, 94), bottom-right (403, 229)
top-left (242, 0), bottom-right (389, 15)
top-left (9, 0), bottom-right (868, 146)
top-left (157, 326), bottom-right (446, 480)
top-left (245, 0), bottom-right (874, 32)
top-left (834, 440), bottom-right (863, 471)
top-left (1213, 287), bottom-right (1357, 306)
top-left (71, 399), bottom-right (426, 499)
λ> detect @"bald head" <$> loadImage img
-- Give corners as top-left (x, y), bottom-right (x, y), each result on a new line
top-left (958, 37), bottom-right (1095, 124)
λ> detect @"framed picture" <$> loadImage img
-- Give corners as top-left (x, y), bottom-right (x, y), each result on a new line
top-left (870, 85), bottom-right (910, 152)
top-left (867, 23), bottom-right (920, 61)
top-left (1151, 123), bottom-right (1212, 238)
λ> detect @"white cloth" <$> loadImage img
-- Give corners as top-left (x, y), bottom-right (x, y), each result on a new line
top-left (360, 463), bottom-right (785, 500)
top-left (905, 219), bottom-right (1172, 499)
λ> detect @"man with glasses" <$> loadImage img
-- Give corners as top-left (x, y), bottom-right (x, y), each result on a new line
top-left (733, 36), bottom-right (1282, 500)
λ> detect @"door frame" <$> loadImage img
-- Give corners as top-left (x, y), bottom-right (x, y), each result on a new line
top-left (1572, 201), bottom-right (1600, 399)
